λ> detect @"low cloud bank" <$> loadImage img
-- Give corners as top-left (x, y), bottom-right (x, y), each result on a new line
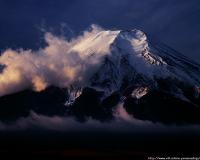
top-left (0, 104), bottom-right (200, 133)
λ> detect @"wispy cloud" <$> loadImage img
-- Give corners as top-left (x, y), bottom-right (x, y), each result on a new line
top-left (1, 108), bottom-right (200, 133)
top-left (0, 25), bottom-right (107, 96)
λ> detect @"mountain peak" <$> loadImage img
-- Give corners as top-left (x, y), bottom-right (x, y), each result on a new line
top-left (0, 27), bottom-right (199, 124)
top-left (71, 28), bottom-right (200, 87)
top-left (70, 29), bottom-right (167, 74)
top-left (0, 27), bottom-right (199, 99)
top-left (113, 30), bottom-right (167, 66)
top-left (70, 29), bottom-right (149, 57)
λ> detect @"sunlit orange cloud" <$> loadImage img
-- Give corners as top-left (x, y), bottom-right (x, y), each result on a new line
top-left (0, 25), bottom-right (111, 97)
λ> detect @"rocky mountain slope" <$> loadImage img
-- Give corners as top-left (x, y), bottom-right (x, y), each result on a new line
top-left (0, 29), bottom-right (199, 124)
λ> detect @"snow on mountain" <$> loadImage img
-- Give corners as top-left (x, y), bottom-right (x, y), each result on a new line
top-left (0, 27), bottom-right (200, 123)
top-left (131, 87), bottom-right (149, 99)
top-left (1, 26), bottom-right (199, 101)
top-left (66, 28), bottom-right (200, 105)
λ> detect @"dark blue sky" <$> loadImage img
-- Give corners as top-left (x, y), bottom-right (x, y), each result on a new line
top-left (0, 0), bottom-right (200, 62)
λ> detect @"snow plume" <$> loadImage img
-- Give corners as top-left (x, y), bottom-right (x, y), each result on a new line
top-left (0, 25), bottom-right (106, 97)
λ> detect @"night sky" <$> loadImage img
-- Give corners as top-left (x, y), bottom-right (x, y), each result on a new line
top-left (0, 0), bottom-right (200, 62)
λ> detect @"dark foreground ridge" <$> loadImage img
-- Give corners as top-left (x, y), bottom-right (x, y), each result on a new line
top-left (0, 85), bottom-right (199, 124)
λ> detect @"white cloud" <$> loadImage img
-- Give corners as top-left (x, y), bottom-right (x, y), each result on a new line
top-left (0, 25), bottom-right (107, 97)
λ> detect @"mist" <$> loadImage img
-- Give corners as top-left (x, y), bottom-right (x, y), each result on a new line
top-left (1, 104), bottom-right (200, 133)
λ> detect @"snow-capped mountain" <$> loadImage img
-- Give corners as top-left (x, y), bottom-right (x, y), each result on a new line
top-left (0, 29), bottom-right (199, 124)
top-left (67, 29), bottom-right (200, 104)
